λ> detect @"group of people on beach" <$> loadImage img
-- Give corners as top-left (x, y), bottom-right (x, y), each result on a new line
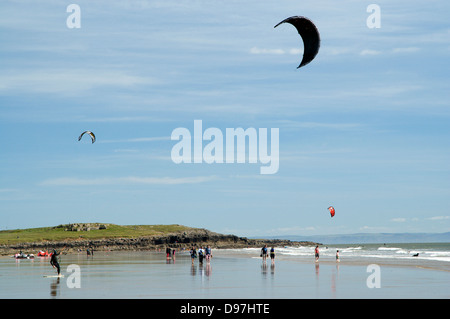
top-left (260, 245), bottom-right (276, 264)
top-left (190, 245), bottom-right (212, 265)
top-left (42, 244), bottom-right (342, 277)
top-left (315, 245), bottom-right (340, 263)
top-left (261, 245), bottom-right (341, 264)
top-left (166, 247), bottom-right (177, 261)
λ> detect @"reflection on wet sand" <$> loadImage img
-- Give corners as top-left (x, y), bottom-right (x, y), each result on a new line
top-left (205, 263), bottom-right (212, 277)
top-left (314, 262), bottom-right (341, 298)
top-left (50, 277), bottom-right (60, 298)
top-left (2, 250), bottom-right (447, 299)
top-left (190, 263), bottom-right (212, 279)
top-left (261, 260), bottom-right (275, 279)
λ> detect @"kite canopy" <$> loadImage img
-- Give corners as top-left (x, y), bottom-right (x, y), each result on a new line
top-left (78, 131), bottom-right (96, 144)
top-left (274, 16), bottom-right (321, 68)
top-left (328, 206), bottom-right (335, 218)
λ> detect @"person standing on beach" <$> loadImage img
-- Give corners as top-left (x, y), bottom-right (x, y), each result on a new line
top-left (261, 245), bottom-right (268, 262)
top-left (50, 249), bottom-right (61, 276)
top-left (205, 245), bottom-right (212, 262)
top-left (198, 246), bottom-right (204, 264)
top-left (190, 246), bottom-right (197, 264)
top-left (270, 247), bottom-right (275, 264)
top-left (315, 245), bottom-right (320, 262)
top-left (336, 250), bottom-right (340, 262)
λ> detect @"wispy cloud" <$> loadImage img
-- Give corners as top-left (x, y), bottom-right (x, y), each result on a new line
top-left (427, 216), bottom-right (450, 221)
top-left (359, 47), bottom-right (421, 56)
top-left (392, 47), bottom-right (420, 54)
top-left (81, 116), bottom-right (172, 123)
top-left (359, 225), bottom-right (390, 232)
top-left (99, 137), bottom-right (171, 144)
top-left (0, 69), bottom-right (157, 95)
top-left (0, 188), bottom-right (18, 193)
top-left (360, 49), bottom-right (381, 56)
top-left (254, 42), bottom-right (425, 61)
top-left (40, 176), bottom-right (219, 186)
top-left (250, 47), bottom-right (285, 55)
top-left (320, 47), bottom-right (350, 56)
top-left (269, 226), bottom-right (316, 235)
top-left (391, 218), bottom-right (406, 222)
top-left (390, 216), bottom-right (450, 223)
top-left (277, 120), bottom-right (363, 131)
top-left (251, 46), bottom-right (421, 58)
top-left (249, 47), bottom-right (305, 55)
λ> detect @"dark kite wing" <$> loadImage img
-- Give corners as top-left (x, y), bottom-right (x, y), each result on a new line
top-left (274, 16), bottom-right (321, 68)
top-left (78, 131), bottom-right (96, 143)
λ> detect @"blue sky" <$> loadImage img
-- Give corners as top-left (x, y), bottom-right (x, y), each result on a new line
top-left (0, 0), bottom-right (449, 237)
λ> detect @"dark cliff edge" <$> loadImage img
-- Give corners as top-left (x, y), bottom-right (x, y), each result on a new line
top-left (0, 228), bottom-right (317, 256)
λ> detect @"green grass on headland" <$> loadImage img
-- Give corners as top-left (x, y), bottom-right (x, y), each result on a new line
top-left (0, 223), bottom-right (193, 245)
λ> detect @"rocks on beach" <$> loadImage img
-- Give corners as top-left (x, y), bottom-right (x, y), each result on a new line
top-left (0, 228), bottom-right (317, 255)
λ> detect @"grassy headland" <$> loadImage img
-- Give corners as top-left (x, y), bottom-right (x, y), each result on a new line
top-left (0, 223), bottom-right (316, 256)
top-left (0, 223), bottom-right (191, 245)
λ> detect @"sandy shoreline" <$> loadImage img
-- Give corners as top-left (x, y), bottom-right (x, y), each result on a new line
top-left (212, 248), bottom-right (450, 273)
top-left (4, 244), bottom-right (450, 272)
top-left (1, 249), bottom-right (449, 299)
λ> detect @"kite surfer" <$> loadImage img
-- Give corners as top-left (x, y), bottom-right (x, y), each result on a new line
top-left (50, 248), bottom-right (64, 276)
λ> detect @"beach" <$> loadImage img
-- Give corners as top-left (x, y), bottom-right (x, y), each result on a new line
top-left (1, 244), bottom-right (449, 299)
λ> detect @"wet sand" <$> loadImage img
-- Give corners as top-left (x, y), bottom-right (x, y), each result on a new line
top-left (1, 250), bottom-right (449, 299)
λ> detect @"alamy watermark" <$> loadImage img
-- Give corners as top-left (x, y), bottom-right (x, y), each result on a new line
top-left (366, 264), bottom-right (381, 288)
top-left (171, 120), bottom-right (279, 174)
top-left (66, 264), bottom-right (81, 288)
top-left (66, 4), bottom-right (81, 29)
top-left (366, 4), bottom-right (381, 29)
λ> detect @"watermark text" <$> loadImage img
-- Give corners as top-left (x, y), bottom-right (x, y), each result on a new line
top-left (171, 120), bottom-right (279, 174)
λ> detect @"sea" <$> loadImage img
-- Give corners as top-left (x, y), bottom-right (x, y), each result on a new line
top-left (0, 242), bottom-right (449, 300)
top-left (265, 242), bottom-right (450, 264)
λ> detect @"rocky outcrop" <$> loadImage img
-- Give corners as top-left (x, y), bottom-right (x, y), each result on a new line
top-left (58, 223), bottom-right (107, 232)
top-left (0, 228), bottom-right (316, 255)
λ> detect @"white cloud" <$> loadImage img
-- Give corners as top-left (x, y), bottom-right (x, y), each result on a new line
top-left (321, 47), bottom-right (350, 56)
top-left (250, 47), bottom-right (285, 55)
top-left (392, 47), bottom-right (420, 54)
top-left (391, 218), bottom-right (406, 222)
top-left (277, 120), bottom-right (363, 130)
top-left (359, 225), bottom-right (387, 232)
top-left (360, 49), bottom-right (382, 56)
top-left (99, 137), bottom-right (170, 144)
top-left (427, 216), bottom-right (450, 221)
top-left (270, 226), bottom-right (316, 234)
top-left (249, 47), bottom-right (304, 55)
top-left (0, 188), bottom-right (18, 193)
top-left (40, 176), bottom-right (218, 186)
top-left (0, 69), bottom-right (156, 95)
top-left (288, 48), bottom-right (303, 55)
top-left (81, 116), bottom-right (171, 123)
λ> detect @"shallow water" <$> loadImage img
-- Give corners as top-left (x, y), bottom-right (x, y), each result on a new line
top-left (1, 249), bottom-right (449, 299)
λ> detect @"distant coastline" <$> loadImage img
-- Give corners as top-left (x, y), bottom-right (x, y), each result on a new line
top-left (263, 232), bottom-right (450, 245)
top-left (0, 223), bottom-right (317, 256)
